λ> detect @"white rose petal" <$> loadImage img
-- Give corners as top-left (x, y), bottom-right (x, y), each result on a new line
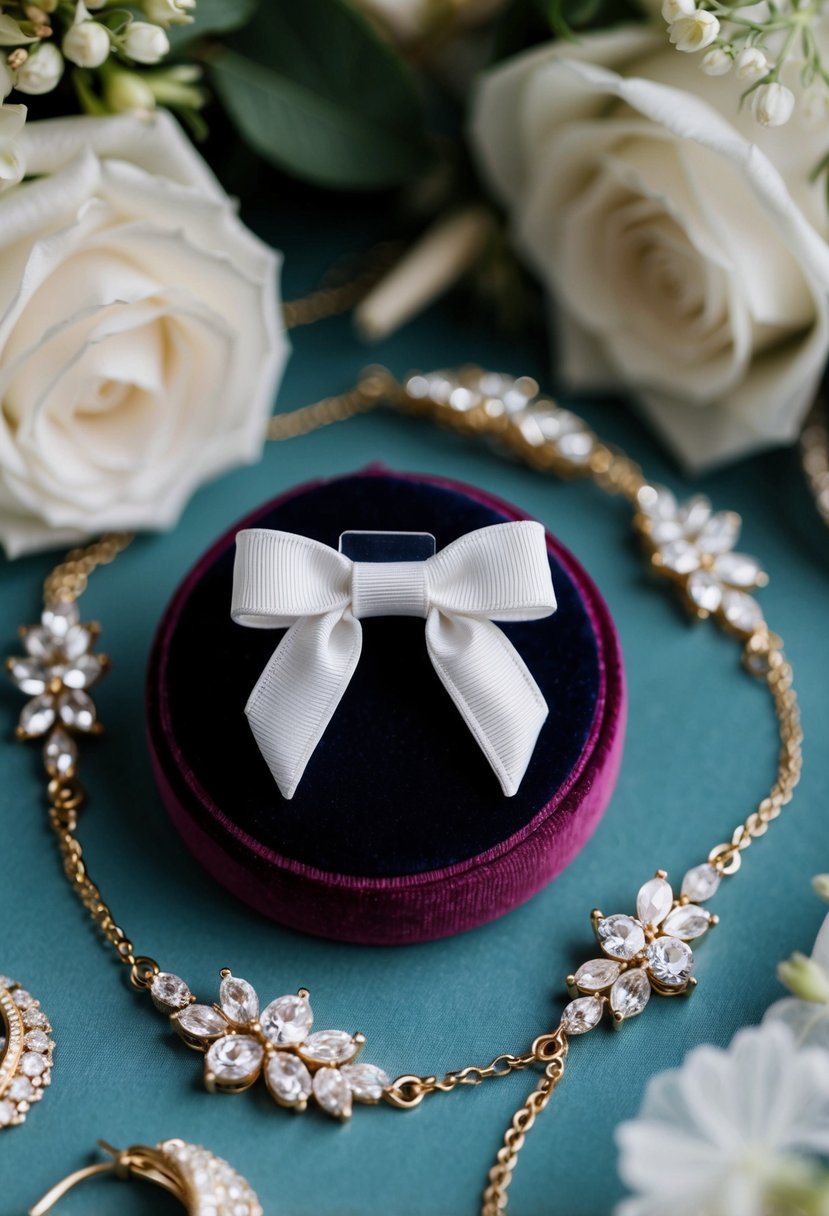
top-left (0, 102), bottom-right (26, 193)
top-left (14, 43), bottom-right (63, 95)
top-left (470, 28), bottom-right (829, 469)
top-left (123, 21), bottom-right (170, 64)
top-left (752, 81), bottom-right (795, 126)
top-left (700, 47), bottom-right (731, 75)
top-left (0, 111), bottom-right (289, 556)
top-left (63, 21), bottom-right (111, 69)
top-left (735, 46), bottom-right (769, 79)
top-left (667, 10), bottom-right (720, 53)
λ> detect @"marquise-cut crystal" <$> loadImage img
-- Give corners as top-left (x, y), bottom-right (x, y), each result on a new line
top-left (658, 540), bottom-right (700, 575)
top-left (637, 484), bottom-right (676, 520)
top-left (681, 864), bottom-right (720, 903)
top-left (687, 571), bottom-right (722, 614)
top-left (57, 690), bottom-right (95, 732)
top-left (176, 1004), bottom-right (228, 1040)
top-left (43, 728), bottom-right (77, 777)
top-left (19, 696), bottom-right (55, 738)
top-left (260, 994), bottom-right (313, 1046)
top-left (299, 1029), bottom-right (358, 1066)
top-left (340, 1062), bottom-right (390, 1103)
top-left (610, 969), bottom-right (651, 1019)
top-left (42, 603), bottom-right (79, 638)
top-left (663, 905), bottom-right (710, 941)
top-left (636, 878), bottom-right (673, 927)
top-left (573, 959), bottom-right (622, 992)
top-left (312, 1066), bottom-right (352, 1118)
top-left (219, 975), bottom-right (259, 1026)
top-left (678, 496), bottom-right (711, 533)
top-left (597, 915), bottom-right (646, 961)
top-left (61, 625), bottom-right (92, 662)
top-left (647, 937), bottom-right (694, 989)
top-left (265, 1053), bottom-right (312, 1107)
top-left (562, 996), bottom-right (603, 1035)
top-left (697, 511), bottom-right (740, 554)
top-left (8, 659), bottom-right (46, 696)
top-left (206, 1035), bottom-right (263, 1084)
top-left (62, 655), bottom-right (102, 690)
top-left (721, 589), bottom-right (763, 634)
top-left (150, 972), bottom-right (192, 1013)
top-left (24, 627), bottom-right (57, 661)
top-left (712, 552), bottom-right (762, 588)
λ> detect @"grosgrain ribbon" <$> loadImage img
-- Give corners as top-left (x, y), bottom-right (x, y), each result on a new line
top-left (231, 522), bottom-right (557, 799)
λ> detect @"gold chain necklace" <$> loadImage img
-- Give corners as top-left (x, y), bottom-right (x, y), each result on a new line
top-left (7, 363), bottom-right (803, 1216)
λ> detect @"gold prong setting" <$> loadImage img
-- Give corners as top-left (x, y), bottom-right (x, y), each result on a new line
top-left (561, 866), bottom-right (721, 1035)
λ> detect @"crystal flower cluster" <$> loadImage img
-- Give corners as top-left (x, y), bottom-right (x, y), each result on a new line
top-left (149, 970), bottom-right (390, 1119)
top-left (0, 977), bottom-right (54, 1130)
top-left (7, 600), bottom-right (107, 779)
top-left (562, 865), bottom-right (721, 1034)
top-left (661, 0), bottom-right (828, 129)
top-left (0, 0), bottom-right (203, 120)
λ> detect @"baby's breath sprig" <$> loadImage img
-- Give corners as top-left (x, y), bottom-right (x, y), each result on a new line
top-left (661, 0), bottom-right (829, 127)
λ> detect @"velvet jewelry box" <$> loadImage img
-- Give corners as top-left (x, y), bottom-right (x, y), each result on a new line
top-left (146, 468), bottom-right (625, 945)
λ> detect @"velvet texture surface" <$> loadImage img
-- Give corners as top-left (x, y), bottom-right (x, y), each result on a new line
top-left (147, 468), bottom-right (625, 943)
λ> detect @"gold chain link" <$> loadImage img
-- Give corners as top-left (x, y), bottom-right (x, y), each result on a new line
top-left (43, 533), bottom-right (134, 608)
top-left (281, 242), bottom-right (403, 330)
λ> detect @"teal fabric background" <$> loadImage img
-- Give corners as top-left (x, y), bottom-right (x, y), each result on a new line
top-left (2, 200), bottom-right (829, 1216)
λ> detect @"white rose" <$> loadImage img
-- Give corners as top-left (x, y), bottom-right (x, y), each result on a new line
top-left (0, 111), bottom-right (289, 556)
top-left (123, 20), bottom-right (169, 64)
top-left (470, 29), bottom-right (829, 469)
top-left (0, 102), bottom-right (26, 192)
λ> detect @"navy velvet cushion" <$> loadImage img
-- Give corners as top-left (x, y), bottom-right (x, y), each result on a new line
top-left (156, 470), bottom-right (600, 876)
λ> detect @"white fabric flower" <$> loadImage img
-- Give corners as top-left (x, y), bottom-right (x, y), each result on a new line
top-left (0, 102), bottom-right (26, 192)
top-left (615, 1022), bottom-right (829, 1216)
top-left (470, 29), bottom-right (829, 470)
top-left (766, 912), bottom-right (829, 1052)
top-left (0, 111), bottom-right (288, 557)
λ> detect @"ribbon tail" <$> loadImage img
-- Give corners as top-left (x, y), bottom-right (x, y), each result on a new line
top-left (245, 610), bottom-right (362, 799)
top-left (425, 611), bottom-right (548, 797)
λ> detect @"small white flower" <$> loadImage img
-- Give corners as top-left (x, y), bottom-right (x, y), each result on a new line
top-left (752, 80), bottom-right (795, 126)
top-left (778, 952), bottom-right (829, 1004)
top-left (661, 0), bottom-right (695, 22)
top-left (143, 0), bottom-right (196, 24)
top-left (14, 42), bottom-right (63, 94)
top-left (735, 46), bottom-right (769, 79)
top-left (62, 20), bottom-right (111, 68)
top-left (123, 20), bottom-right (170, 64)
top-left (700, 46), bottom-right (731, 75)
top-left (667, 9), bottom-right (720, 52)
top-left (766, 913), bottom-right (829, 1052)
top-left (615, 1022), bottom-right (829, 1216)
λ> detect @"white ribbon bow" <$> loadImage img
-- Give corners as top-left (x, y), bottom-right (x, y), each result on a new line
top-left (231, 522), bottom-right (557, 799)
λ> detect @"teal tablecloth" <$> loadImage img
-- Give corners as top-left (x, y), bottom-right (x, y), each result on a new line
top-left (2, 200), bottom-right (828, 1216)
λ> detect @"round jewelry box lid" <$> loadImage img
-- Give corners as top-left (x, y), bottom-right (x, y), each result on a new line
top-left (146, 467), bottom-right (626, 945)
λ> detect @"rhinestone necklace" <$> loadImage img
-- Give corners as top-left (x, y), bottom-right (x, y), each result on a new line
top-left (6, 366), bottom-right (803, 1214)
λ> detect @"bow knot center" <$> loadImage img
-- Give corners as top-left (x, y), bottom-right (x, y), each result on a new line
top-left (350, 560), bottom-right (429, 619)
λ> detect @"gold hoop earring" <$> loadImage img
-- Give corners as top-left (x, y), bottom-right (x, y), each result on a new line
top-left (29, 1139), bottom-right (263, 1215)
top-left (0, 976), bottom-right (55, 1130)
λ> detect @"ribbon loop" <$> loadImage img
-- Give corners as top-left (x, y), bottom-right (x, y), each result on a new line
top-left (232, 523), bottom-right (557, 800)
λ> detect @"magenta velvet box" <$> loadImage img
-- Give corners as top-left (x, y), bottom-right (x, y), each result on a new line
top-left (146, 467), bottom-right (625, 945)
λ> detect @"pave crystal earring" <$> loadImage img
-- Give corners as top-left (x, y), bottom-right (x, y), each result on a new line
top-left (29, 1139), bottom-right (263, 1216)
top-left (0, 975), bottom-right (55, 1130)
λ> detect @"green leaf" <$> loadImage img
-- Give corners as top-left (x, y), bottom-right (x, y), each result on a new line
top-left (166, 0), bottom-right (261, 50)
top-left (208, 0), bottom-right (430, 190)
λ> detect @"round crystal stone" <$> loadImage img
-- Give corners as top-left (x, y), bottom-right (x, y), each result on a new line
top-left (12, 990), bottom-right (33, 1010)
top-left (0, 1099), bottom-right (15, 1126)
top-left (206, 1036), bottom-right (263, 1085)
top-left (609, 969), bottom-right (651, 1020)
top-left (647, 937), bottom-right (694, 989)
top-left (150, 972), bottom-right (192, 1013)
top-left (23, 1029), bottom-right (49, 1053)
top-left (177, 1004), bottom-right (228, 1040)
top-left (597, 915), bottom-right (646, 961)
top-left (260, 994), bottom-right (313, 1047)
top-left (573, 959), bottom-right (621, 992)
top-left (22, 1008), bottom-right (48, 1029)
top-left (636, 878), bottom-right (673, 927)
top-left (561, 996), bottom-right (603, 1035)
top-left (663, 905), bottom-right (710, 941)
top-left (681, 864), bottom-right (721, 903)
top-left (219, 975), bottom-right (260, 1026)
top-left (313, 1066), bottom-right (352, 1118)
top-left (299, 1029), bottom-right (357, 1066)
top-left (8, 1076), bottom-right (34, 1102)
top-left (265, 1053), bottom-right (312, 1107)
top-left (340, 1062), bottom-right (391, 1103)
top-left (21, 1052), bottom-right (47, 1078)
